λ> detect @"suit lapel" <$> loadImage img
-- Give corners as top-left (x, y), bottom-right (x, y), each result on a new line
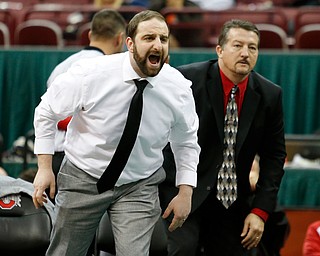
top-left (207, 62), bottom-right (225, 144)
top-left (236, 74), bottom-right (261, 155)
top-left (193, 61), bottom-right (261, 152)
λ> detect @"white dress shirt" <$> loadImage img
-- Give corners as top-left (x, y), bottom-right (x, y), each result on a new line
top-left (34, 51), bottom-right (200, 187)
top-left (47, 47), bottom-right (104, 152)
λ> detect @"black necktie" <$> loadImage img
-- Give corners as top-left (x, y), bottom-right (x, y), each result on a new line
top-left (97, 79), bottom-right (148, 193)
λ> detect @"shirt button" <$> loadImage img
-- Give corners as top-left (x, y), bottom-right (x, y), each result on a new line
top-left (206, 186), bottom-right (211, 191)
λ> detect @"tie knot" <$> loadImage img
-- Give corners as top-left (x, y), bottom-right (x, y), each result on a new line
top-left (134, 79), bottom-right (148, 91)
top-left (231, 85), bottom-right (238, 95)
top-left (229, 85), bottom-right (238, 101)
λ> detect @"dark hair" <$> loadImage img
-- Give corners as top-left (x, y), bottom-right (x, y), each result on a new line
top-left (218, 19), bottom-right (260, 48)
top-left (91, 9), bottom-right (126, 39)
top-left (127, 10), bottom-right (167, 40)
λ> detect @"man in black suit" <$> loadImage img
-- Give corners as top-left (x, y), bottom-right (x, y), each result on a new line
top-left (161, 19), bottom-right (287, 256)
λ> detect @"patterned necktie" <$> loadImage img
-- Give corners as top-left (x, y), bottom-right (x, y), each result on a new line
top-left (217, 85), bottom-right (238, 208)
top-left (97, 79), bottom-right (148, 193)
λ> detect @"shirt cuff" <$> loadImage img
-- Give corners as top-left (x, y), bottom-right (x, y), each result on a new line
top-left (34, 138), bottom-right (55, 155)
top-left (175, 169), bottom-right (197, 188)
top-left (251, 208), bottom-right (269, 222)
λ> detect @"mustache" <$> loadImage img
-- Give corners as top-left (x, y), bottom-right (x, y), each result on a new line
top-left (148, 50), bottom-right (162, 59)
top-left (237, 59), bottom-right (249, 65)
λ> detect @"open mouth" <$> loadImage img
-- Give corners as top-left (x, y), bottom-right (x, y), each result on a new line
top-left (148, 54), bottom-right (160, 66)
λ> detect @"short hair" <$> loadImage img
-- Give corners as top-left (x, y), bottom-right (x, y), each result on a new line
top-left (90, 9), bottom-right (126, 39)
top-left (218, 19), bottom-right (260, 48)
top-left (127, 10), bottom-right (167, 40)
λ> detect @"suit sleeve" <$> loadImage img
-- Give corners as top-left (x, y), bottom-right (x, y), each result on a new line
top-left (253, 87), bottom-right (286, 213)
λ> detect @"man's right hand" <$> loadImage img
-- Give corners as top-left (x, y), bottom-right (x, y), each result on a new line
top-left (32, 154), bottom-right (55, 208)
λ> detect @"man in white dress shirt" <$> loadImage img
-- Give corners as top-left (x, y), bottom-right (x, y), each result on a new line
top-left (46, 9), bottom-right (126, 191)
top-left (32, 10), bottom-right (200, 256)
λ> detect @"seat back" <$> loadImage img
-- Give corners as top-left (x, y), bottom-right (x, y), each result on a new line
top-left (256, 23), bottom-right (289, 49)
top-left (95, 212), bottom-right (167, 256)
top-left (0, 21), bottom-right (10, 47)
top-left (21, 4), bottom-right (145, 46)
top-left (77, 21), bottom-right (91, 46)
top-left (0, 193), bottom-right (52, 256)
top-left (0, 8), bottom-right (18, 44)
top-left (294, 7), bottom-right (320, 32)
top-left (295, 24), bottom-right (320, 49)
top-left (161, 7), bottom-right (289, 48)
top-left (14, 19), bottom-right (64, 47)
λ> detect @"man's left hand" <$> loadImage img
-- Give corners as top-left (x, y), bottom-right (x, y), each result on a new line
top-left (241, 213), bottom-right (265, 250)
top-left (162, 184), bottom-right (192, 232)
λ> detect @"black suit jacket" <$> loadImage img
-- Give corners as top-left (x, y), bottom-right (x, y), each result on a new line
top-left (160, 60), bottom-right (286, 215)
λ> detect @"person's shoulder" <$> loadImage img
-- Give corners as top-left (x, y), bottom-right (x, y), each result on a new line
top-left (63, 49), bottom-right (104, 70)
top-left (155, 64), bottom-right (192, 93)
top-left (161, 63), bottom-right (187, 78)
top-left (76, 48), bottom-right (104, 59)
top-left (70, 52), bottom-right (125, 74)
top-left (160, 63), bottom-right (191, 84)
top-left (61, 48), bottom-right (103, 63)
top-left (175, 60), bottom-right (217, 87)
top-left (251, 70), bottom-right (281, 90)
top-left (177, 60), bottom-right (217, 81)
top-left (178, 59), bottom-right (215, 72)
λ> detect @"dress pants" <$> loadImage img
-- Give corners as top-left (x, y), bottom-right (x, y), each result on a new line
top-left (46, 158), bottom-right (165, 256)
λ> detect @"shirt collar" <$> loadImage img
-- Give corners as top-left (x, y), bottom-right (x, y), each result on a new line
top-left (219, 68), bottom-right (248, 96)
top-left (83, 46), bottom-right (105, 55)
top-left (122, 52), bottom-right (154, 87)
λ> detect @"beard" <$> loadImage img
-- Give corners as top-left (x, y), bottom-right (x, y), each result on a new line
top-left (235, 67), bottom-right (251, 76)
top-left (133, 44), bottom-right (167, 77)
top-left (234, 60), bottom-right (254, 76)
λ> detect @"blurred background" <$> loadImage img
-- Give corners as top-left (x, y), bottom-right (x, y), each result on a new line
top-left (0, 1), bottom-right (319, 255)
